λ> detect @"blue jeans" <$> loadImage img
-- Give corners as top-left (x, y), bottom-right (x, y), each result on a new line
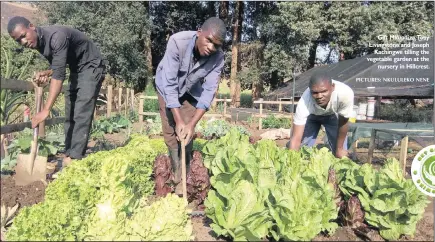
top-left (288, 114), bottom-right (348, 155)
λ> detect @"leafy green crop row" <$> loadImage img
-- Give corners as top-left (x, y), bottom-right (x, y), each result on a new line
top-left (6, 135), bottom-right (193, 241)
top-left (91, 114), bottom-right (131, 139)
top-left (197, 119), bottom-right (250, 139)
top-left (337, 159), bottom-right (429, 240)
top-left (203, 129), bottom-right (338, 241)
top-left (202, 129), bottom-right (430, 241)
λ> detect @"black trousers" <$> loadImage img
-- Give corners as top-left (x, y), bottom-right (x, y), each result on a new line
top-left (64, 66), bottom-right (104, 159)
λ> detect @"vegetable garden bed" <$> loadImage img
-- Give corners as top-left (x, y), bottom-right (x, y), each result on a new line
top-left (0, 129), bottom-right (433, 241)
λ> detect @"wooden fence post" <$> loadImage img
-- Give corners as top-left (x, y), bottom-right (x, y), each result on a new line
top-left (223, 100), bottom-right (227, 118)
top-left (125, 88), bottom-right (129, 116)
top-left (259, 102), bottom-right (263, 130)
top-left (139, 95), bottom-right (144, 127)
top-left (118, 87), bottom-right (123, 114)
top-left (400, 136), bottom-right (409, 176)
top-left (278, 99), bottom-right (282, 112)
top-left (131, 88), bottom-right (135, 113)
top-left (107, 85), bottom-right (113, 118)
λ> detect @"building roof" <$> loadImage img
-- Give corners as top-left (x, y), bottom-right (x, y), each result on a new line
top-left (267, 37), bottom-right (434, 99)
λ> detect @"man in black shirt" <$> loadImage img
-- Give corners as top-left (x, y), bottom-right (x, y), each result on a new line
top-left (8, 16), bottom-right (106, 165)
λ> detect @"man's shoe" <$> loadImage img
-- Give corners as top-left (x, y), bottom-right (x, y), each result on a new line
top-left (62, 156), bottom-right (73, 168)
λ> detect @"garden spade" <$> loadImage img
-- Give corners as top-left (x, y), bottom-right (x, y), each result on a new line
top-left (15, 83), bottom-right (47, 186)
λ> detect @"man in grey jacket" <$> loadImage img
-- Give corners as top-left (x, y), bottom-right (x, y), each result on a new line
top-left (155, 17), bottom-right (226, 194)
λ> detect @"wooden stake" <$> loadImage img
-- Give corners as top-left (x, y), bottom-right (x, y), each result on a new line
top-left (259, 102), bottom-right (263, 130)
top-left (223, 100), bottom-right (227, 117)
top-left (130, 89), bottom-right (135, 113)
top-left (139, 96), bottom-right (144, 127)
top-left (118, 87), bottom-right (123, 114)
top-left (125, 88), bottom-right (129, 116)
top-left (107, 85), bottom-right (113, 118)
top-left (400, 136), bottom-right (409, 177)
top-left (351, 139), bottom-right (358, 153)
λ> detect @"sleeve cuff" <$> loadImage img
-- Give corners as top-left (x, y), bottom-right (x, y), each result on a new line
top-left (166, 103), bottom-right (181, 109)
top-left (293, 119), bottom-right (307, 126)
top-left (195, 102), bottom-right (209, 111)
top-left (51, 71), bottom-right (65, 81)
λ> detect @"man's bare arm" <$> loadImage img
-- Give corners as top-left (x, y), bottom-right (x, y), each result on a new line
top-left (189, 109), bottom-right (206, 127)
top-left (43, 78), bottom-right (63, 112)
top-left (289, 124), bottom-right (305, 150)
top-left (336, 115), bottom-right (349, 157)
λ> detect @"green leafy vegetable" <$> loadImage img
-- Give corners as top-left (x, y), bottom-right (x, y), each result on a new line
top-left (203, 129), bottom-right (339, 241)
top-left (6, 135), bottom-right (182, 241)
top-left (337, 158), bottom-right (430, 240)
top-left (197, 119), bottom-right (250, 139)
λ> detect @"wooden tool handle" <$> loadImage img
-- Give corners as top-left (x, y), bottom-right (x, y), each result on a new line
top-left (181, 139), bottom-right (187, 202)
top-left (28, 140), bottom-right (38, 173)
top-left (33, 87), bottom-right (42, 139)
top-left (28, 86), bottom-right (43, 173)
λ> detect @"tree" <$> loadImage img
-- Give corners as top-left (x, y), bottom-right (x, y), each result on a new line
top-left (143, 2), bottom-right (153, 77)
top-left (236, 1), bottom-right (277, 99)
top-left (1, 34), bottom-right (49, 127)
top-left (262, 2), bottom-right (324, 85)
top-left (36, 2), bottom-right (152, 90)
top-left (1, 34), bottom-right (49, 81)
top-left (230, 1), bottom-right (243, 107)
top-left (236, 42), bottom-right (265, 100)
top-left (150, 2), bottom-right (216, 74)
top-left (219, 1), bottom-right (229, 51)
top-left (260, 1), bottom-right (434, 91)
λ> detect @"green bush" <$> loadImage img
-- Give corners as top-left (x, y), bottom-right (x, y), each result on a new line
top-left (214, 92), bottom-right (252, 108)
top-left (249, 115), bottom-right (292, 129)
top-left (378, 100), bottom-right (433, 123)
top-left (143, 84), bottom-right (159, 113)
top-left (197, 119), bottom-right (250, 138)
top-left (1, 34), bottom-right (49, 81)
top-left (240, 93), bottom-right (253, 108)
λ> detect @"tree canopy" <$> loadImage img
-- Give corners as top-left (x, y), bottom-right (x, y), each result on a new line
top-left (30, 1), bottom-right (434, 101)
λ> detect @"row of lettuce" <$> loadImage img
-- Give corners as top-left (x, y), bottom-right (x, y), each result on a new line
top-left (6, 135), bottom-right (194, 241)
top-left (202, 129), bottom-right (430, 241)
top-left (6, 130), bottom-right (430, 241)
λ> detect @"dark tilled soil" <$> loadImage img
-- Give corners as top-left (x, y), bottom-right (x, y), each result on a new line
top-left (0, 176), bottom-right (46, 208)
top-left (191, 216), bottom-right (226, 241)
